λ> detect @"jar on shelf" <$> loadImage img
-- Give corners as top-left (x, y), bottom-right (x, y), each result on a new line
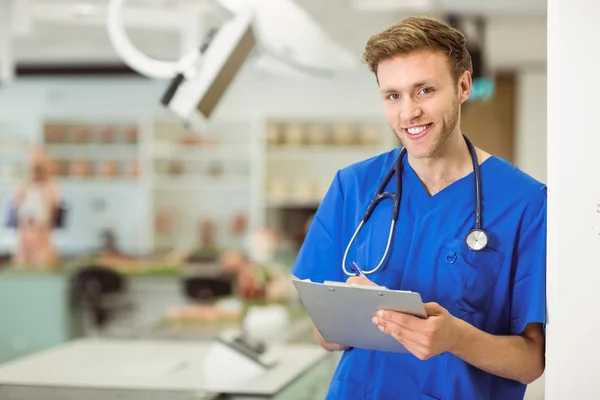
top-left (124, 160), bottom-right (140, 177)
top-left (48, 159), bottom-right (63, 177)
top-left (97, 161), bottom-right (119, 179)
top-left (168, 160), bottom-right (184, 176)
top-left (268, 179), bottom-right (288, 200)
top-left (178, 131), bottom-right (200, 146)
top-left (71, 125), bottom-right (91, 143)
top-left (282, 123), bottom-right (304, 147)
top-left (360, 124), bottom-right (380, 146)
top-left (123, 125), bottom-right (139, 143)
top-left (207, 160), bottom-right (224, 177)
top-left (44, 124), bottom-right (64, 143)
top-left (97, 125), bottom-right (115, 143)
top-left (266, 123), bottom-right (281, 146)
top-left (69, 160), bottom-right (92, 178)
top-left (306, 123), bottom-right (329, 146)
top-left (332, 123), bottom-right (357, 146)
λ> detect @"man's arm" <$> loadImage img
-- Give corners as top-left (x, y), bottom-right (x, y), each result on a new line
top-left (451, 319), bottom-right (545, 385)
top-left (374, 302), bottom-right (545, 385)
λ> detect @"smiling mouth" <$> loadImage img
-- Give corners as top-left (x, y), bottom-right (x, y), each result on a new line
top-left (403, 123), bottom-right (433, 137)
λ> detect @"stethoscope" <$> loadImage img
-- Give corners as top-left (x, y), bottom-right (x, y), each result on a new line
top-left (342, 134), bottom-right (488, 276)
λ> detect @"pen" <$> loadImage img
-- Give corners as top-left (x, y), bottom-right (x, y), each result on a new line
top-left (350, 261), bottom-right (367, 278)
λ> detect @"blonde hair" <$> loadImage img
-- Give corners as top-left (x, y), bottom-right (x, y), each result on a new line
top-left (363, 16), bottom-right (472, 83)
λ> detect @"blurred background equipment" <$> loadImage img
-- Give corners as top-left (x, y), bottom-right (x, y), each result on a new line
top-left (446, 13), bottom-right (496, 102)
top-left (70, 264), bottom-right (130, 336)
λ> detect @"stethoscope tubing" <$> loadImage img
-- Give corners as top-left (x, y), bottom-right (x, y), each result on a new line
top-left (342, 135), bottom-right (485, 276)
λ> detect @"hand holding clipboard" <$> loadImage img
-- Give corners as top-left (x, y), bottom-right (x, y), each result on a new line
top-left (293, 264), bottom-right (427, 354)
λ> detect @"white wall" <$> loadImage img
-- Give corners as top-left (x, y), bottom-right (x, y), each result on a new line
top-left (546, 0), bottom-right (600, 398)
top-left (485, 16), bottom-right (547, 71)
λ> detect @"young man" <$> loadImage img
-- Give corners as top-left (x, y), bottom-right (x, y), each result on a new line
top-left (292, 16), bottom-right (546, 399)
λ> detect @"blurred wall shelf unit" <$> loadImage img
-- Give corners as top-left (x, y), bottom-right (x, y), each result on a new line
top-left (42, 121), bottom-right (141, 182)
top-left (34, 116), bottom-right (151, 257)
top-left (264, 119), bottom-right (390, 209)
top-left (148, 118), bottom-right (262, 254)
top-left (262, 118), bottom-right (393, 243)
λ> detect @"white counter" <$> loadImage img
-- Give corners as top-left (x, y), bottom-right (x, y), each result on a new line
top-left (0, 338), bottom-right (333, 400)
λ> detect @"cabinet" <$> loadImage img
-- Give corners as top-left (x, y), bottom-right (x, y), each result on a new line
top-left (0, 272), bottom-right (77, 365)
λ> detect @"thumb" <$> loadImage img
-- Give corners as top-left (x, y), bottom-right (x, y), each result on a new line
top-left (346, 276), bottom-right (377, 286)
top-left (424, 302), bottom-right (445, 316)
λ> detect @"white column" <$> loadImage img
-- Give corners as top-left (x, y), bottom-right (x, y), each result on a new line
top-left (546, 0), bottom-right (600, 399)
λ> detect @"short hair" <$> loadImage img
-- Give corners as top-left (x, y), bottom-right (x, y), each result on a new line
top-left (363, 16), bottom-right (473, 83)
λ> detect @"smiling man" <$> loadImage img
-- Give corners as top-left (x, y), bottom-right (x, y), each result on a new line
top-left (292, 16), bottom-right (547, 400)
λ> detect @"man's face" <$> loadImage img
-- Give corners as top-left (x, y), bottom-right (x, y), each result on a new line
top-left (377, 50), bottom-right (471, 159)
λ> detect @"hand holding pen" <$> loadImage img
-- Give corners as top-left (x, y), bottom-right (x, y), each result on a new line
top-left (347, 261), bottom-right (377, 286)
top-left (350, 261), bottom-right (367, 278)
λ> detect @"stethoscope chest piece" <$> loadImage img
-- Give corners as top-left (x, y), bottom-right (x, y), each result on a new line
top-left (465, 228), bottom-right (488, 251)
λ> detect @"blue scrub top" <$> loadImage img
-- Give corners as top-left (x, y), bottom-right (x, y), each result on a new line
top-left (292, 148), bottom-right (547, 400)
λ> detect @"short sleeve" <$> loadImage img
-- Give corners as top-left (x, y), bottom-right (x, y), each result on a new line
top-left (292, 170), bottom-right (346, 283)
top-left (510, 190), bottom-right (547, 335)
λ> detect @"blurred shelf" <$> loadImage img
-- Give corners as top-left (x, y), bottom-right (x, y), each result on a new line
top-left (152, 144), bottom-right (252, 161)
top-left (152, 175), bottom-right (250, 191)
top-left (266, 198), bottom-right (322, 209)
top-left (56, 178), bottom-right (142, 185)
top-left (46, 144), bottom-right (139, 158)
top-left (266, 146), bottom-right (383, 161)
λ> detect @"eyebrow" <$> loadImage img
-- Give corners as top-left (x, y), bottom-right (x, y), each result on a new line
top-left (380, 79), bottom-right (441, 94)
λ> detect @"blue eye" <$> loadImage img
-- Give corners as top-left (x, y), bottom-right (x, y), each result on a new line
top-left (419, 88), bottom-right (433, 95)
top-left (387, 94), bottom-right (399, 100)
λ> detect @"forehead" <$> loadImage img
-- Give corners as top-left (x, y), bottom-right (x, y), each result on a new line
top-left (377, 50), bottom-right (453, 89)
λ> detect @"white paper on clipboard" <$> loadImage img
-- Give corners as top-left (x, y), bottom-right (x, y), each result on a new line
top-left (292, 279), bottom-right (427, 353)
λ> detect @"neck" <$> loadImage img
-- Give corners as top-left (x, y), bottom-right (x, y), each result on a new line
top-left (408, 131), bottom-right (474, 196)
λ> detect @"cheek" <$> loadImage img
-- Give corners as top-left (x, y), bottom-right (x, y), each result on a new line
top-left (383, 103), bottom-right (400, 125)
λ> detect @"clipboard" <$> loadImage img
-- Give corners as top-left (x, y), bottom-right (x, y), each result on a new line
top-left (293, 279), bottom-right (427, 353)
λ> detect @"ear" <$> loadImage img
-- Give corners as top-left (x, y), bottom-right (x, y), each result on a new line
top-left (458, 71), bottom-right (472, 103)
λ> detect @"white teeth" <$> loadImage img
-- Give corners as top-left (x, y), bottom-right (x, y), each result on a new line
top-left (407, 124), bottom-right (429, 135)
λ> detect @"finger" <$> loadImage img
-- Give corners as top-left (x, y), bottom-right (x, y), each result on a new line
top-left (423, 302), bottom-right (445, 317)
top-left (346, 276), bottom-right (377, 286)
top-left (372, 316), bottom-right (427, 346)
top-left (377, 323), bottom-right (428, 357)
top-left (374, 310), bottom-right (423, 331)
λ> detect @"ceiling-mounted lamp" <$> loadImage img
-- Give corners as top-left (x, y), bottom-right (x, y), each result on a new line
top-left (209, 0), bottom-right (357, 77)
top-left (106, 0), bottom-right (358, 131)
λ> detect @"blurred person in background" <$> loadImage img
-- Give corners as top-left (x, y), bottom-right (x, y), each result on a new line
top-left (12, 146), bottom-right (60, 269)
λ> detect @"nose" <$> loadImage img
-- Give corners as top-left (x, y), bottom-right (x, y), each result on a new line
top-left (399, 98), bottom-right (423, 125)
